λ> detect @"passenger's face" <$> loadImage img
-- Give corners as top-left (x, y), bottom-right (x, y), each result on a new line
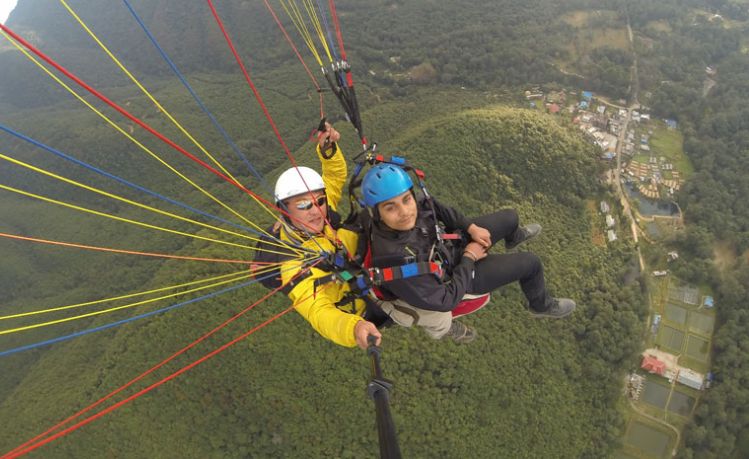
top-left (377, 190), bottom-right (417, 231)
top-left (284, 191), bottom-right (327, 233)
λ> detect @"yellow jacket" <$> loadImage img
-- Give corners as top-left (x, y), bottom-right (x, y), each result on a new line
top-left (280, 143), bottom-right (365, 348)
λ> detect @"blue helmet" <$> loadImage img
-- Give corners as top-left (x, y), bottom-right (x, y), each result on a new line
top-left (361, 164), bottom-right (413, 208)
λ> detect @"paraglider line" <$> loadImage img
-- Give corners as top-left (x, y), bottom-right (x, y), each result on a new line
top-left (0, 182), bottom-right (269, 252)
top-left (0, 28), bottom-right (298, 251)
top-left (0, 231), bottom-right (266, 265)
top-left (0, 260), bottom-right (317, 359)
top-left (327, 0), bottom-right (347, 61)
top-left (0, 271), bottom-right (264, 335)
top-left (3, 261), bottom-right (325, 459)
top-left (0, 152), bottom-right (296, 252)
top-left (0, 123), bottom-right (271, 239)
top-left (315, 0), bottom-right (340, 60)
top-left (122, 0), bottom-right (272, 192)
top-left (205, 0), bottom-right (335, 247)
top-left (0, 24), bottom-right (322, 238)
top-left (262, 0), bottom-right (323, 94)
top-left (60, 0), bottom-right (257, 214)
top-left (0, 268), bottom-right (277, 321)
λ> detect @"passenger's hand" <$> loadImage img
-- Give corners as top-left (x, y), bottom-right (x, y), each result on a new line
top-left (354, 320), bottom-right (381, 349)
top-left (467, 224), bottom-right (491, 248)
top-left (317, 122), bottom-right (340, 149)
top-left (464, 241), bottom-right (488, 262)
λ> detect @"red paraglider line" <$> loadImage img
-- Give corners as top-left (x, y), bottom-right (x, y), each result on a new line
top-left (328, 0), bottom-right (347, 61)
top-left (262, 0), bottom-right (323, 95)
top-left (0, 24), bottom-right (319, 237)
top-left (3, 261), bottom-right (324, 459)
top-left (205, 1), bottom-right (333, 232)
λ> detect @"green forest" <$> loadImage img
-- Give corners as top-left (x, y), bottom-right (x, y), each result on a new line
top-left (1, 0), bottom-right (748, 457)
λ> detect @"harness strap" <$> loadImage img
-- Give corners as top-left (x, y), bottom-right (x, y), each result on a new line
top-left (371, 261), bottom-right (443, 284)
top-left (281, 269), bottom-right (313, 296)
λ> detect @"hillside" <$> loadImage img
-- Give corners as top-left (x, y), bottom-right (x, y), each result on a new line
top-left (0, 89), bottom-right (645, 457)
top-left (17, 0), bottom-right (749, 456)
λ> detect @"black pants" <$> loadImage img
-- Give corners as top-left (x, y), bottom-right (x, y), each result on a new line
top-left (466, 210), bottom-right (549, 311)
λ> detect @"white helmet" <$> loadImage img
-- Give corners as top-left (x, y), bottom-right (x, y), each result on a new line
top-left (274, 166), bottom-right (325, 202)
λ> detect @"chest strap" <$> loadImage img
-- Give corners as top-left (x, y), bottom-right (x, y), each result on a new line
top-left (371, 261), bottom-right (443, 283)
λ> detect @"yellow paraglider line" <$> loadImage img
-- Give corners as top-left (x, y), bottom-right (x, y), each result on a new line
top-left (0, 29), bottom-right (307, 257)
top-left (0, 183), bottom-right (265, 252)
top-left (58, 0), bottom-right (290, 241)
top-left (0, 269), bottom-right (255, 321)
top-left (302, 0), bottom-right (334, 63)
top-left (0, 153), bottom-right (296, 255)
top-left (0, 269), bottom-right (274, 336)
top-left (280, 0), bottom-right (325, 66)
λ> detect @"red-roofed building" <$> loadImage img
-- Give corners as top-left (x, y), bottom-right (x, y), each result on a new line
top-left (549, 103), bottom-right (561, 114)
top-left (641, 355), bottom-right (666, 376)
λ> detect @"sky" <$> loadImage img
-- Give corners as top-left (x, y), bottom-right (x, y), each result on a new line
top-left (0, 0), bottom-right (18, 24)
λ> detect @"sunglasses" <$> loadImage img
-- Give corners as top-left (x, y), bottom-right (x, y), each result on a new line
top-left (294, 195), bottom-right (327, 211)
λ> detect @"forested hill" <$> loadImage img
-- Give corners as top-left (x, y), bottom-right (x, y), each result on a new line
top-left (0, 86), bottom-right (646, 456)
top-left (0, 0), bottom-right (649, 108)
top-left (10, 0), bottom-right (749, 456)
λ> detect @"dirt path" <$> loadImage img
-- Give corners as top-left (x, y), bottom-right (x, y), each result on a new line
top-left (702, 78), bottom-right (716, 97)
top-left (551, 63), bottom-right (586, 80)
top-left (628, 400), bottom-right (681, 457)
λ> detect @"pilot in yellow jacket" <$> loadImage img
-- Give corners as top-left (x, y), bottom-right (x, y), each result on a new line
top-left (277, 124), bottom-right (380, 349)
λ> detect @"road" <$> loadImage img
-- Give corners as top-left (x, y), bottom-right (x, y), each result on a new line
top-left (619, 14), bottom-right (681, 458)
top-left (613, 16), bottom-right (644, 272)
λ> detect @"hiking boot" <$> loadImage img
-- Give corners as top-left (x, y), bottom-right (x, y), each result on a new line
top-left (444, 320), bottom-right (477, 344)
top-left (505, 223), bottom-right (542, 250)
top-left (530, 297), bottom-right (576, 319)
top-left (452, 293), bottom-right (491, 318)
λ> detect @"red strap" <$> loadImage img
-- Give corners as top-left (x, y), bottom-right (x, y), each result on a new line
top-left (440, 233), bottom-right (461, 240)
top-left (429, 262), bottom-right (443, 277)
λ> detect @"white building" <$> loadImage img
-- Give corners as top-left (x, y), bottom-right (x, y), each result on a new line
top-left (677, 369), bottom-right (705, 390)
top-left (606, 215), bottom-right (615, 227)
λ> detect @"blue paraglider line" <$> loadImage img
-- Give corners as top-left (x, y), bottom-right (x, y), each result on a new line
top-left (0, 123), bottom-right (305, 250)
top-left (122, 0), bottom-right (271, 194)
top-left (0, 260), bottom-right (319, 358)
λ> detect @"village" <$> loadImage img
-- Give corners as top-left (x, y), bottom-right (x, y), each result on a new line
top-left (525, 86), bottom-right (689, 244)
top-left (523, 86), bottom-right (711, 459)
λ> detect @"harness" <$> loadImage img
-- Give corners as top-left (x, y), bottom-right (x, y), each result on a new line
top-left (250, 209), bottom-right (341, 292)
top-left (255, 151), bottom-right (460, 313)
top-left (312, 235), bottom-right (447, 312)
top-left (345, 149), bottom-right (458, 250)
top-left (333, 153), bottom-right (463, 305)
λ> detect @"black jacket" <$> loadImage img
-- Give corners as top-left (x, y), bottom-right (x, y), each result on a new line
top-left (369, 197), bottom-right (474, 312)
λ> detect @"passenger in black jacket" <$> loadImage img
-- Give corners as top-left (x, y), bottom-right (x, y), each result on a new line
top-left (360, 163), bottom-right (575, 341)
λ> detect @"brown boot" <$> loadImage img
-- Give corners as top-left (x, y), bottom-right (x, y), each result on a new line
top-left (444, 320), bottom-right (477, 344)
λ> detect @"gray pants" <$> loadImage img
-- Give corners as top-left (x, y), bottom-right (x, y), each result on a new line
top-left (374, 297), bottom-right (452, 339)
